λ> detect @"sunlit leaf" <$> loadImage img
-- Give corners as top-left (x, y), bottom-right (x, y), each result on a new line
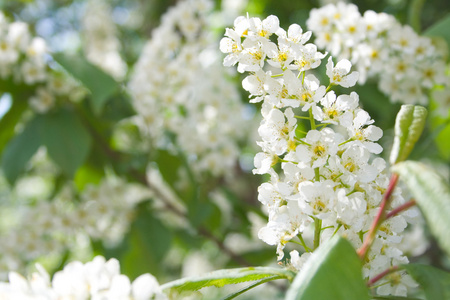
top-left (285, 235), bottom-right (369, 300)
top-left (392, 161), bottom-right (450, 256)
top-left (160, 267), bottom-right (294, 293)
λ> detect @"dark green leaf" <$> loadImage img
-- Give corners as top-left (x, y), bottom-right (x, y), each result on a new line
top-left (0, 99), bottom-right (27, 154)
top-left (120, 204), bottom-right (173, 279)
top-left (285, 235), bottom-right (370, 300)
top-left (155, 150), bottom-right (182, 187)
top-left (160, 266), bottom-right (294, 293)
top-left (40, 109), bottom-right (92, 177)
top-left (403, 264), bottom-right (450, 300)
top-left (425, 14), bottom-right (450, 50)
top-left (390, 105), bottom-right (427, 165)
top-left (392, 161), bottom-right (450, 256)
top-left (52, 53), bottom-right (117, 114)
top-left (1, 116), bottom-right (41, 183)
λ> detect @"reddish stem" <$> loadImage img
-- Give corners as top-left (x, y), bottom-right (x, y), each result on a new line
top-left (386, 199), bottom-right (417, 219)
top-left (367, 266), bottom-right (400, 286)
top-left (358, 174), bottom-right (399, 260)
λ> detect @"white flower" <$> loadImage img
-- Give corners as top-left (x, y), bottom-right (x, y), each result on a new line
top-left (295, 180), bottom-right (336, 219)
top-left (253, 151), bottom-right (278, 175)
top-left (289, 251), bottom-right (312, 271)
top-left (296, 128), bottom-right (342, 168)
top-left (0, 256), bottom-right (167, 299)
top-left (258, 108), bottom-right (297, 155)
top-left (313, 91), bottom-right (358, 124)
top-left (242, 69), bottom-right (268, 102)
top-left (291, 43), bottom-right (326, 72)
top-left (247, 15), bottom-right (281, 41)
top-left (282, 71), bottom-right (326, 110)
top-left (282, 24), bottom-right (312, 46)
top-left (338, 145), bottom-right (379, 186)
top-left (346, 109), bottom-right (383, 154)
top-left (326, 57), bottom-right (359, 88)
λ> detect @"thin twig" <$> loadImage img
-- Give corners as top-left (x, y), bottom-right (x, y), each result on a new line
top-left (386, 199), bottom-right (416, 219)
top-left (367, 266), bottom-right (399, 287)
top-left (358, 174), bottom-right (399, 260)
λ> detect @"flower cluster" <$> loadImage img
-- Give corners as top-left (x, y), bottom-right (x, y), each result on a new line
top-left (0, 177), bottom-right (149, 279)
top-left (221, 15), bottom-right (418, 296)
top-left (0, 11), bottom-right (86, 113)
top-left (307, 2), bottom-right (449, 115)
top-left (0, 256), bottom-right (166, 300)
top-left (82, 0), bottom-right (127, 81)
top-left (128, 0), bottom-right (249, 177)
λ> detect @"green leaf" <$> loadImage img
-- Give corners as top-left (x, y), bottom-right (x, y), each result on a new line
top-left (221, 277), bottom-right (281, 300)
top-left (285, 235), bottom-right (369, 300)
top-left (392, 161), bottom-right (450, 256)
top-left (40, 109), bottom-right (92, 177)
top-left (390, 105), bottom-right (427, 165)
top-left (371, 296), bottom-right (423, 300)
top-left (0, 98), bottom-right (27, 154)
top-left (1, 116), bottom-right (41, 184)
top-left (74, 163), bottom-right (104, 191)
top-left (402, 264), bottom-right (450, 300)
top-left (425, 14), bottom-right (450, 50)
top-left (429, 110), bottom-right (450, 161)
top-left (160, 267), bottom-right (294, 293)
top-left (120, 203), bottom-right (173, 279)
top-left (434, 121), bottom-right (450, 160)
top-left (52, 53), bottom-right (117, 114)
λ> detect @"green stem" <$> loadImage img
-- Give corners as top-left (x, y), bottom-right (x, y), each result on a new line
top-left (308, 108), bottom-right (316, 130)
top-left (331, 224), bottom-right (343, 237)
top-left (294, 115), bottom-right (310, 120)
top-left (408, 0), bottom-right (425, 32)
top-left (338, 139), bottom-right (353, 147)
top-left (313, 217), bottom-right (322, 250)
top-left (279, 158), bottom-right (297, 164)
top-left (271, 73), bottom-right (284, 78)
top-left (222, 276), bottom-right (284, 300)
top-left (297, 233), bottom-right (312, 252)
top-left (314, 167), bottom-right (320, 181)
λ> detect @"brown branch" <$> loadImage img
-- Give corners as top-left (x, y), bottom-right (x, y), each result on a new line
top-left (367, 265), bottom-right (400, 287)
top-left (386, 199), bottom-right (417, 219)
top-left (358, 174), bottom-right (399, 261)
